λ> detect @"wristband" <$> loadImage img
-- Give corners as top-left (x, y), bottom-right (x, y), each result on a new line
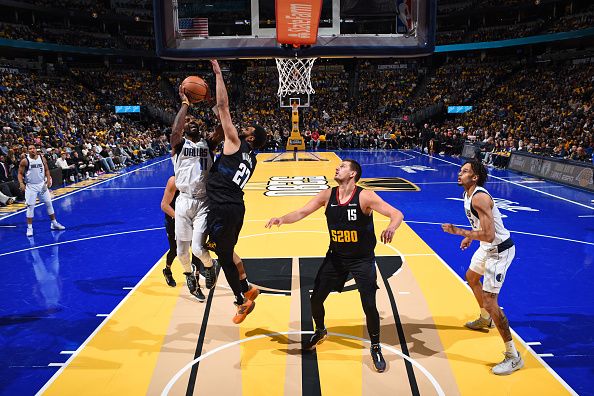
top-left (182, 100), bottom-right (191, 107)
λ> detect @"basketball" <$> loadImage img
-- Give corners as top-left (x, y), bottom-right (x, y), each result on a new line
top-left (181, 76), bottom-right (209, 103)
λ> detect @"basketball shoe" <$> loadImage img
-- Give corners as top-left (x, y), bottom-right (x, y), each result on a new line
top-left (465, 316), bottom-right (495, 330)
top-left (244, 285), bottom-right (260, 301)
top-left (163, 267), bottom-right (176, 287)
top-left (232, 299), bottom-right (255, 324)
top-left (303, 328), bottom-right (328, 350)
top-left (204, 262), bottom-right (217, 289)
top-left (370, 344), bottom-right (386, 373)
top-left (492, 352), bottom-right (523, 375)
top-left (185, 267), bottom-right (205, 302)
top-left (50, 221), bottom-right (65, 231)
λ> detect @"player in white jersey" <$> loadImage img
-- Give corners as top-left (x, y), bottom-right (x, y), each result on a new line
top-left (18, 145), bottom-right (65, 237)
top-left (442, 160), bottom-right (522, 375)
top-left (170, 86), bottom-right (219, 301)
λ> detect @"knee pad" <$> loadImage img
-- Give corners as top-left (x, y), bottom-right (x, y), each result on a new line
top-left (26, 204), bottom-right (35, 218)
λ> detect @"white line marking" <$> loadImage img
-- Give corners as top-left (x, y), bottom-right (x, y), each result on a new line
top-left (417, 152), bottom-right (594, 210)
top-left (412, 181), bottom-right (522, 185)
top-left (122, 287), bottom-right (134, 290)
top-left (87, 187), bottom-right (165, 190)
top-left (431, 253), bottom-right (578, 395)
top-left (527, 342), bottom-right (542, 346)
top-left (47, 363), bottom-right (64, 367)
top-left (0, 157), bottom-right (170, 222)
top-left (35, 254), bottom-right (164, 396)
top-left (538, 353), bottom-right (555, 357)
top-left (95, 314), bottom-right (109, 317)
top-left (404, 220), bottom-right (594, 246)
top-left (0, 225), bottom-right (17, 227)
top-left (59, 351), bottom-right (75, 355)
top-left (356, 150), bottom-right (417, 166)
top-left (161, 331), bottom-right (445, 396)
top-left (578, 215), bottom-right (594, 218)
top-left (0, 226), bottom-right (165, 257)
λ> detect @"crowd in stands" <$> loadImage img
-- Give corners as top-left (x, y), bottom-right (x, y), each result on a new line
top-left (1, 49), bottom-right (593, 204)
top-left (0, 68), bottom-right (168, 207)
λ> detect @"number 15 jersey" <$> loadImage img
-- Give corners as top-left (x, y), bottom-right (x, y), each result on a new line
top-left (207, 139), bottom-right (257, 205)
top-left (325, 186), bottom-right (376, 258)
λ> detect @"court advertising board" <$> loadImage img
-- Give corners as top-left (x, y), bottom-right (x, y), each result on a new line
top-left (508, 151), bottom-right (594, 192)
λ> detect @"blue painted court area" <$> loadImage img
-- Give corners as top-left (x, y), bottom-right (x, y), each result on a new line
top-left (0, 150), bottom-right (593, 395)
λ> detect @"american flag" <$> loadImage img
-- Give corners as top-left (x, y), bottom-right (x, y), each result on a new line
top-left (178, 18), bottom-right (208, 37)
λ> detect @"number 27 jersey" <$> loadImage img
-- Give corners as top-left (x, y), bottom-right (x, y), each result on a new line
top-left (206, 139), bottom-right (257, 205)
top-left (325, 186), bottom-right (376, 258)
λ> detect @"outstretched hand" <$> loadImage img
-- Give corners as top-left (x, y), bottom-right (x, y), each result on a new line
top-left (210, 59), bottom-right (221, 75)
top-left (265, 217), bottom-right (283, 228)
top-left (441, 223), bottom-right (457, 235)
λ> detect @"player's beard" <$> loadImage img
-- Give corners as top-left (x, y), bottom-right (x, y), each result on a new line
top-left (186, 130), bottom-right (201, 141)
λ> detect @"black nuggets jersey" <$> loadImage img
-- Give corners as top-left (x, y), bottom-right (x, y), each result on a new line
top-left (325, 186), bottom-right (376, 258)
top-left (207, 139), bottom-right (257, 205)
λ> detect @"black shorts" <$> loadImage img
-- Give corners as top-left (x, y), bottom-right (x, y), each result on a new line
top-left (314, 251), bottom-right (378, 293)
top-left (206, 202), bottom-right (245, 255)
top-left (165, 219), bottom-right (176, 250)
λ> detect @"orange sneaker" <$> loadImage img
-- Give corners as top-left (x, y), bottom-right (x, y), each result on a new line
top-left (244, 285), bottom-right (260, 301)
top-left (232, 299), bottom-right (255, 324)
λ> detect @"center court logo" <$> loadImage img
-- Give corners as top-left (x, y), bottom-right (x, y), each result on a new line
top-left (265, 176), bottom-right (329, 196)
top-left (357, 178), bottom-right (419, 192)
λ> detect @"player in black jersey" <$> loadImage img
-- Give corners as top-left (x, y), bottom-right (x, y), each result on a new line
top-left (160, 175), bottom-right (205, 300)
top-left (266, 159), bottom-right (404, 373)
top-left (207, 60), bottom-right (267, 324)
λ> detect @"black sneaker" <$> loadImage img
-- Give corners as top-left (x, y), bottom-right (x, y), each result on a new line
top-left (163, 267), bottom-right (176, 287)
top-left (184, 271), bottom-right (198, 296)
top-left (194, 286), bottom-right (206, 302)
top-left (303, 328), bottom-right (328, 350)
top-left (370, 344), bottom-right (386, 373)
top-left (204, 263), bottom-right (218, 289)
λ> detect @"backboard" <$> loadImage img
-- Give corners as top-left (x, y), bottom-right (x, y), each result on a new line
top-left (154, 0), bottom-right (436, 60)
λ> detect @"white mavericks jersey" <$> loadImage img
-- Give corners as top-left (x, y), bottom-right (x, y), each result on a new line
top-left (463, 186), bottom-right (510, 250)
top-left (173, 138), bottom-right (212, 199)
top-left (25, 155), bottom-right (46, 185)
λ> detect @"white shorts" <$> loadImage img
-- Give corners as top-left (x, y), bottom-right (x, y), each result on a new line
top-left (469, 245), bottom-right (515, 294)
top-left (174, 194), bottom-right (209, 243)
top-left (25, 183), bottom-right (51, 206)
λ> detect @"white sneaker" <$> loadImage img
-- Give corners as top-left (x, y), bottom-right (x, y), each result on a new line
top-left (51, 222), bottom-right (66, 230)
top-left (465, 316), bottom-right (495, 330)
top-left (492, 352), bottom-right (523, 375)
top-left (26, 227), bottom-right (33, 237)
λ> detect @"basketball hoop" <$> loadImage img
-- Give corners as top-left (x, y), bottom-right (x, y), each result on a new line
top-left (275, 57), bottom-right (316, 98)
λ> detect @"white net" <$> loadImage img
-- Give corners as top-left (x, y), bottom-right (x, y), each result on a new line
top-left (275, 58), bottom-right (316, 96)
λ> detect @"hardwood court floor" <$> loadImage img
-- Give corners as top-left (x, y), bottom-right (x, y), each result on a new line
top-left (1, 151), bottom-right (591, 395)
